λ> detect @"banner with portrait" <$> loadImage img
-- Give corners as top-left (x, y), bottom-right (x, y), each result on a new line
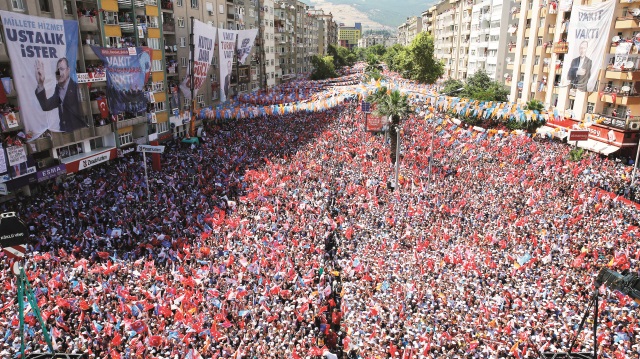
top-left (91, 46), bottom-right (153, 115)
top-left (180, 20), bottom-right (216, 100)
top-left (0, 11), bottom-right (80, 139)
top-left (560, 1), bottom-right (615, 92)
top-left (235, 29), bottom-right (259, 65)
top-left (218, 29), bottom-right (238, 103)
top-left (5, 145), bottom-right (35, 179)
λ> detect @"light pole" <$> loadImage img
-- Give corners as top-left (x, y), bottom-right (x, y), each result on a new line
top-left (427, 87), bottom-right (464, 182)
top-left (394, 126), bottom-right (401, 189)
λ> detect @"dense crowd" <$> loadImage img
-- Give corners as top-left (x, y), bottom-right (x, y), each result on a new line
top-left (0, 74), bottom-right (639, 359)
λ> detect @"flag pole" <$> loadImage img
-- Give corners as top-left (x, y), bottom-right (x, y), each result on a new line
top-left (189, 16), bottom-right (196, 137)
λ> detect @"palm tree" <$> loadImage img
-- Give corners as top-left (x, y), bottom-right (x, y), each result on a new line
top-left (374, 90), bottom-right (412, 164)
top-left (525, 99), bottom-right (545, 112)
top-left (366, 86), bottom-right (388, 104)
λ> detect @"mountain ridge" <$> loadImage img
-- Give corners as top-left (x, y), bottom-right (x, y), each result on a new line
top-left (308, 0), bottom-right (437, 29)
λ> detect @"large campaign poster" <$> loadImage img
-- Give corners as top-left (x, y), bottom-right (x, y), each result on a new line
top-left (218, 29), bottom-right (238, 103)
top-left (180, 20), bottom-right (217, 100)
top-left (91, 46), bottom-right (153, 115)
top-left (6, 145), bottom-right (35, 179)
top-left (235, 29), bottom-right (259, 65)
top-left (0, 11), bottom-right (81, 139)
top-left (560, 1), bottom-right (615, 92)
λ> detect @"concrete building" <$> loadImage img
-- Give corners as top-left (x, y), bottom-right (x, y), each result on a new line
top-left (338, 24), bottom-right (361, 50)
top-left (466, 0), bottom-right (518, 81)
top-left (308, 8), bottom-right (337, 56)
top-left (507, 0), bottom-right (640, 156)
top-left (397, 22), bottom-right (409, 46)
top-left (397, 16), bottom-right (422, 46)
top-left (432, 0), bottom-right (473, 80)
top-left (260, 0), bottom-right (277, 89)
top-left (421, 6), bottom-right (437, 35)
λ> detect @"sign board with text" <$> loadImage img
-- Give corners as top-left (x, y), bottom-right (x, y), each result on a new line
top-left (137, 145), bottom-right (165, 153)
top-left (569, 130), bottom-right (590, 142)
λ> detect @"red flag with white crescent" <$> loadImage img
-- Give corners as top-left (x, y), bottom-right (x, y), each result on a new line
top-left (97, 97), bottom-right (109, 119)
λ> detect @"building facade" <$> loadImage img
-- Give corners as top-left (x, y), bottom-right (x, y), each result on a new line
top-left (432, 0), bottom-right (473, 80)
top-left (466, 0), bottom-right (517, 81)
top-left (337, 23), bottom-right (361, 50)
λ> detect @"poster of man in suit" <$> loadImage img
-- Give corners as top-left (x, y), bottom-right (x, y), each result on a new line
top-left (0, 11), bottom-right (80, 139)
top-left (218, 29), bottom-right (237, 103)
top-left (560, 1), bottom-right (615, 92)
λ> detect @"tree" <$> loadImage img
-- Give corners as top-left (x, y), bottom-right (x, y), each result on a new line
top-left (463, 70), bottom-right (509, 102)
top-left (366, 86), bottom-right (388, 104)
top-left (407, 32), bottom-right (444, 84)
top-left (327, 45), bottom-right (356, 69)
top-left (374, 90), bottom-right (412, 164)
top-left (525, 99), bottom-right (545, 112)
top-left (310, 55), bottom-right (337, 80)
top-left (442, 79), bottom-right (465, 96)
top-left (382, 44), bottom-right (404, 72)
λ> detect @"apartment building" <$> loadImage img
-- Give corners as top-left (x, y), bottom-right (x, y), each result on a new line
top-left (432, 0), bottom-right (473, 80)
top-left (507, 0), bottom-right (640, 156)
top-left (421, 6), bottom-right (437, 35)
top-left (466, 0), bottom-right (517, 81)
top-left (396, 16), bottom-right (422, 46)
top-left (260, 0), bottom-right (277, 88)
top-left (308, 8), bottom-right (337, 56)
top-left (357, 35), bottom-right (394, 48)
top-left (338, 23), bottom-right (361, 50)
top-left (397, 22), bottom-right (409, 46)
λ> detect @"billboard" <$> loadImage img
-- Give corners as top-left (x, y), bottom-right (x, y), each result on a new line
top-left (235, 29), bottom-right (259, 65)
top-left (568, 130), bottom-right (590, 141)
top-left (180, 20), bottom-right (217, 100)
top-left (91, 46), bottom-right (153, 115)
top-left (560, 1), bottom-right (615, 92)
top-left (366, 115), bottom-right (384, 132)
top-left (218, 29), bottom-right (238, 103)
top-left (0, 11), bottom-right (81, 139)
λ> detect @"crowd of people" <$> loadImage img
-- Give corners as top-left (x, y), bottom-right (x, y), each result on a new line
top-left (0, 72), bottom-right (639, 359)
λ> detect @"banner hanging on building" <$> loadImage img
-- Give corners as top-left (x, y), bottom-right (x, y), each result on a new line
top-left (0, 11), bottom-right (81, 139)
top-left (560, 0), bottom-right (615, 92)
top-left (613, 42), bottom-right (633, 70)
top-left (218, 29), bottom-right (238, 103)
top-left (236, 29), bottom-right (259, 65)
top-left (180, 20), bottom-right (217, 100)
top-left (91, 46), bottom-right (153, 115)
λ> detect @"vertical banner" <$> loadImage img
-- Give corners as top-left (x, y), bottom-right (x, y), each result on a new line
top-left (218, 29), bottom-right (238, 103)
top-left (613, 43), bottom-right (633, 70)
top-left (91, 46), bottom-right (153, 115)
top-left (561, 1), bottom-right (615, 92)
top-left (6, 145), bottom-right (35, 179)
top-left (0, 11), bottom-right (81, 139)
top-left (180, 20), bottom-right (217, 100)
top-left (235, 29), bottom-right (259, 65)
top-left (96, 97), bottom-right (109, 119)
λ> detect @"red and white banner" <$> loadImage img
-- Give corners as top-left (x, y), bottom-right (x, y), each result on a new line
top-left (180, 20), bottom-right (217, 100)
top-left (97, 97), bottom-right (109, 119)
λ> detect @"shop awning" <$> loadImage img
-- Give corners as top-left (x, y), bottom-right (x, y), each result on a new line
top-left (576, 139), bottom-right (620, 155)
top-left (181, 137), bottom-right (200, 145)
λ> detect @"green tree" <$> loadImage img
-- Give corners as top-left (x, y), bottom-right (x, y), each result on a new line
top-left (442, 79), bottom-right (465, 96)
top-left (310, 55), bottom-right (337, 80)
top-left (374, 90), bottom-right (413, 164)
top-left (382, 44), bottom-right (404, 72)
top-left (525, 99), bottom-right (545, 112)
top-left (366, 86), bottom-right (388, 104)
top-left (463, 70), bottom-right (509, 101)
top-left (367, 44), bottom-right (386, 57)
top-left (407, 32), bottom-right (444, 84)
top-left (328, 45), bottom-right (357, 68)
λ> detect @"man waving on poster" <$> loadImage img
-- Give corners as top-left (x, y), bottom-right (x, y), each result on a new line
top-left (35, 58), bottom-right (85, 132)
top-left (568, 41), bottom-right (592, 92)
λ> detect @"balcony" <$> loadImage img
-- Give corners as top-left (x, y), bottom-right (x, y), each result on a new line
top-left (605, 69), bottom-right (640, 81)
top-left (601, 93), bottom-right (640, 106)
top-left (553, 42), bottom-right (568, 53)
top-left (83, 44), bottom-right (99, 61)
top-left (615, 17), bottom-right (640, 30)
top-left (549, 26), bottom-right (555, 34)
top-left (120, 22), bottom-right (135, 33)
top-left (161, 0), bottom-right (173, 10)
top-left (95, 124), bottom-right (113, 137)
top-left (116, 115), bottom-right (147, 130)
top-left (596, 113), bottom-right (640, 130)
top-left (31, 136), bottom-right (52, 153)
top-left (51, 131), bottom-right (75, 148)
top-left (79, 16), bottom-right (99, 32)
top-left (163, 23), bottom-right (175, 33)
top-left (73, 127), bottom-right (94, 141)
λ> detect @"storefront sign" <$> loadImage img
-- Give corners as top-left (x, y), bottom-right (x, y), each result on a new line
top-left (118, 147), bottom-right (136, 158)
top-left (36, 164), bottom-right (67, 183)
top-left (568, 130), bottom-right (590, 141)
top-left (137, 145), bottom-right (165, 153)
top-left (77, 150), bottom-right (113, 170)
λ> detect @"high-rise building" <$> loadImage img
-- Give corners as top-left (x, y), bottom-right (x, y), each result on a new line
top-left (259, 0), bottom-right (277, 89)
top-left (508, 0), bottom-right (640, 156)
top-left (432, 0), bottom-right (473, 80)
top-left (421, 6), bottom-right (437, 35)
top-left (466, 0), bottom-right (518, 81)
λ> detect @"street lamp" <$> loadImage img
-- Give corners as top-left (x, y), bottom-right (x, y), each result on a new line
top-left (427, 87), bottom-right (464, 182)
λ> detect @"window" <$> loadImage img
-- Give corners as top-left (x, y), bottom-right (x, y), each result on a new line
top-left (537, 37), bottom-right (542, 46)
top-left (119, 132), bottom-right (133, 145)
top-left (56, 143), bottom-right (84, 159)
top-left (180, 37), bottom-right (186, 47)
top-left (148, 16), bottom-right (159, 28)
top-left (104, 12), bottom-right (119, 25)
top-left (197, 94), bottom-right (204, 107)
top-left (534, 56), bottom-right (540, 65)
top-left (89, 138), bottom-right (104, 151)
top-left (212, 91), bottom-right (219, 100)
top-left (148, 38), bottom-right (161, 50)
top-left (12, 0), bottom-right (25, 11)
top-left (183, 97), bottom-right (190, 110)
top-left (107, 36), bottom-right (121, 48)
top-left (176, 0), bottom-right (183, 6)
top-left (178, 17), bottom-right (185, 28)
top-left (152, 60), bottom-right (163, 72)
top-left (146, 0), bottom-right (157, 4)
top-left (181, 57), bottom-right (188, 67)
top-left (191, 0), bottom-right (198, 8)
top-left (39, 0), bottom-right (51, 12)
top-left (63, 0), bottom-right (73, 15)
top-left (157, 121), bottom-right (169, 134)
top-left (211, 73), bottom-right (217, 82)
top-left (219, 4), bottom-right (224, 13)
top-left (154, 101), bottom-right (166, 112)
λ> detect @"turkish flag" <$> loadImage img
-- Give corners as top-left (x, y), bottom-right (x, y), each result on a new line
top-left (97, 97), bottom-right (109, 119)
